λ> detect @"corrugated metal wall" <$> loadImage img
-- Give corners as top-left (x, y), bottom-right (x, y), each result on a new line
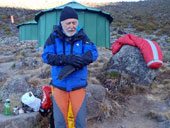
top-left (38, 11), bottom-right (57, 47)
top-left (18, 22), bottom-right (38, 41)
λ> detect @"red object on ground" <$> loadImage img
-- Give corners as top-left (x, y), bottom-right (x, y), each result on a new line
top-left (39, 85), bottom-right (52, 116)
top-left (41, 86), bottom-right (52, 109)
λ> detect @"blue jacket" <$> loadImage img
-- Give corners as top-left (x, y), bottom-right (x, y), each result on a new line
top-left (42, 25), bottom-right (98, 92)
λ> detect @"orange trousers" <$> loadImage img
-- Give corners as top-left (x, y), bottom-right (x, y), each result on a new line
top-left (52, 87), bottom-right (87, 128)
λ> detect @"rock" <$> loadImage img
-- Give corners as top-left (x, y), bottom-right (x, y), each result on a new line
top-left (118, 30), bottom-right (127, 35)
top-left (0, 55), bottom-right (15, 63)
top-left (157, 115), bottom-right (168, 122)
top-left (14, 57), bottom-right (42, 70)
top-left (106, 45), bottom-right (160, 86)
top-left (0, 36), bottom-right (19, 46)
top-left (86, 84), bottom-right (106, 119)
top-left (86, 84), bottom-right (106, 102)
top-left (0, 72), bottom-right (7, 82)
top-left (0, 112), bottom-right (42, 128)
top-left (0, 76), bottom-right (35, 101)
top-left (166, 100), bottom-right (170, 107)
top-left (38, 66), bottom-right (51, 79)
top-left (157, 120), bottom-right (170, 128)
top-left (161, 46), bottom-right (170, 62)
top-left (147, 111), bottom-right (169, 123)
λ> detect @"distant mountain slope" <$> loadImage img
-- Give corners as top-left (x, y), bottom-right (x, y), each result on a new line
top-left (0, 7), bottom-right (39, 37)
top-left (97, 0), bottom-right (170, 36)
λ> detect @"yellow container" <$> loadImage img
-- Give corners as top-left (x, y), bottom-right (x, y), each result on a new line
top-left (68, 101), bottom-right (75, 128)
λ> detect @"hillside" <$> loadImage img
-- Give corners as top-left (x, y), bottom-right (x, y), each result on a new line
top-left (0, 7), bottom-right (39, 38)
top-left (98, 0), bottom-right (170, 39)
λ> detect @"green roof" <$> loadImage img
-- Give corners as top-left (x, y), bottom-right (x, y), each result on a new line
top-left (34, 1), bottom-right (113, 23)
top-left (17, 20), bottom-right (37, 28)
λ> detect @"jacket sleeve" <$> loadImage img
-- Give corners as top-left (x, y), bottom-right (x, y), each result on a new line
top-left (42, 33), bottom-right (64, 66)
top-left (82, 34), bottom-right (98, 65)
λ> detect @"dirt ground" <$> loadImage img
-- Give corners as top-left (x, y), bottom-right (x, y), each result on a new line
top-left (87, 61), bottom-right (170, 128)
top-left (87, 83), bottom-right (170, 128)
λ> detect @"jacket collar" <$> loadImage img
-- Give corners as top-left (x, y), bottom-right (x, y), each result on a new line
top-left (53, 25), bottom-right (85, 44)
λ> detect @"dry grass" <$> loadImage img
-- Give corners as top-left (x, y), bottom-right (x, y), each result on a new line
top-left (28, 77), bottom-right (41, 88)
top-left (146, 110), bottom-right (170, 121)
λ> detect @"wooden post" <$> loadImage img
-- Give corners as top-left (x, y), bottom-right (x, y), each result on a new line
top-left (11, 16), bottom-right (14, 24)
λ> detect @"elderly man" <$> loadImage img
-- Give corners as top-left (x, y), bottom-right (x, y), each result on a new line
top-left (42, 6), bottom-right (98, 128)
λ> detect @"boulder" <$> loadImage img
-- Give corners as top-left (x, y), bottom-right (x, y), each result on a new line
top-left (0, 76), bottom-right (35, 101)
top-left (86, 84), bottom-right (106, 119)
top-left (14, 57), bottom-right (42, 70)
top-left (106, 45), bottom-right (160, 86)
top-left (0, 112), bottom-right (42, 128)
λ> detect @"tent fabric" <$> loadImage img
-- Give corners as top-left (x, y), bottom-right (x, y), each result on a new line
top-left (112, 34), bottom-right (163, 69)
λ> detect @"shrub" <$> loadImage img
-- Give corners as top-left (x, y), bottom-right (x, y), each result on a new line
top-left (166, 39), bottom-right (170, 43)
top-left (152, 38), bottom-right (159, 41)
top-left (20, 50), bottom-right (26, 57)
top-left (145, 30), bottom-right (153, 35)
top-left (146, 22), bottom-right (158, 30)
top-left (2, 26), bottom-right (11, 35)
top-left (108, 72), bottom-right (119, 78)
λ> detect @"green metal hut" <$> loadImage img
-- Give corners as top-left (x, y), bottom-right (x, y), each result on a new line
top-left (35, 1), bottom-right (113, 48)
top-left (17, 20), bottom-right (38, 41)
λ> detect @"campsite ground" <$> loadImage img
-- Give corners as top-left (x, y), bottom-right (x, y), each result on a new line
top-left (0, 0), bottom-right (170, 127)
top-left (87, 84), bottom-right (170, 128)
top-left (0, 45), bottom-right (169, 128)
top-left (87, 60), bottom-right (170, 128)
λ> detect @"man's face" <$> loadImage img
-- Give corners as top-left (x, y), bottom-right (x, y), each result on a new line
top-left (61, 18), bottom-right (78, 37)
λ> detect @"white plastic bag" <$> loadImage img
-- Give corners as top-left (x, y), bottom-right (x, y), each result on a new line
top-left (21, 91), bottom-right (41, 112)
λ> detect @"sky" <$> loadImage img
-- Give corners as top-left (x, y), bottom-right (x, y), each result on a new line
top-left (77, 0), bottom-right (140, 2)
top-left (0, 0), bottom-right (141, 9)
top-left (0, 0), bottom-right (141, 3)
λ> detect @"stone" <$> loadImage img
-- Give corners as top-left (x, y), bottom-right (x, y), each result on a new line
top-left (86, 84), bottom-right (106, 119)
top-left (0, 76), bottom-right (35, 101)
top-left (157, 120), bottom-right (170, 128)
top-left (0, 112), bottom-right (42, 128)
top-left (106, 45), bottom-right (160, 86)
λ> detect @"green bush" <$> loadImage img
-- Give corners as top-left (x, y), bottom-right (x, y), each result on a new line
top-left (166, 39), bottom-right (170, 43)
top-left (152, 38), bottom-right (159, 41)
top-left (145, 30), bottom-right (153, 35)
top-left (107, 72), bottom-right (119, 78)
top-left (1, 26), bottom-right (11, 35)
top-left (146, 22), bottom-right (158, 30)
top-left (111, 33), bottom-right (117, 36)
top-left (20, 50), bottom-right (26, 57)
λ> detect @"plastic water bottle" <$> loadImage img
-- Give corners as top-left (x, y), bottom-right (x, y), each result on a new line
top-left (3, 99), bottom-right (11, 115)
top-left (13, 106), bottom-right (19, 115)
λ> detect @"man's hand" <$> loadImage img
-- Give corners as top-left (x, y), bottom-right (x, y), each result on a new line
top-left (63, 55), bottom-right (84, 68)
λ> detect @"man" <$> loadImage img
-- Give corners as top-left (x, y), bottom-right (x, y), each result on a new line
top-left (42, 6), bottom-right (98, 128)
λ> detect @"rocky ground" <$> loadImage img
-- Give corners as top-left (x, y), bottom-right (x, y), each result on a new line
top-left (0, 0), bottom-right (170, 128)
top-left (0, 36), bottom-right (170, 128)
